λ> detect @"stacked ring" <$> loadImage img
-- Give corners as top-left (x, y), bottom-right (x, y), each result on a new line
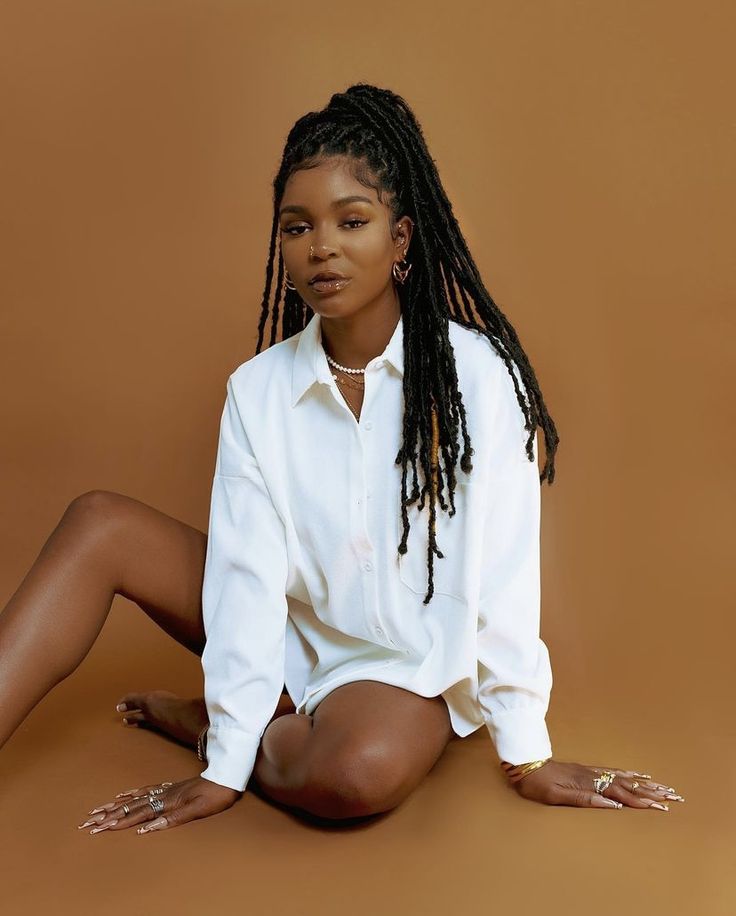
top-left (592, 771), bottom-right (617, 794)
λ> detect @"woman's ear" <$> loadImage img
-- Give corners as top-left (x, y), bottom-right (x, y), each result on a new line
top-left (396, 215), bottom-right (414, 255)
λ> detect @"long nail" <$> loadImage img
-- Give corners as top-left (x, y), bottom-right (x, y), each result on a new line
top-left (137, 816), bottom-right (167, 833)
top-left (78, 819), bottom-right (95, 829)
top-left (649, 802), bottom-right (669, 811)
top-left (664, 793), bottom-right (685, 802)
top-left (632, 772), bottom-right (651, 779)
top-left (90, 819), bottom-right (118, 834)
top-left (88, 806), bottom-right (107, 815)
top-left (116, 703), bottom-right (127, 711)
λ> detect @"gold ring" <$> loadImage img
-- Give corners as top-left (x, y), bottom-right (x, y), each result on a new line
top-left (592, 771), bottom-right (617, 794)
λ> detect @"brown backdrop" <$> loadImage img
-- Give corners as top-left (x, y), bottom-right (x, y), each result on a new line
top-left (1, 1), bottom-right (733, 914)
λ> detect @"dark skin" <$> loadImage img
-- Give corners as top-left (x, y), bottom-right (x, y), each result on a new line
top-left (278, 155), bottom-right (414, 421)
top-left (276, 156), bottom-right (683, 813)
top-left (73, 158), bottom-right (682, 835)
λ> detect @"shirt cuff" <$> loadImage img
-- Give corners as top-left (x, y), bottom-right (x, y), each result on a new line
top-left (198, 725), bottom-right (263, 792)
top-left (484, 706), bottom-right (553, 765)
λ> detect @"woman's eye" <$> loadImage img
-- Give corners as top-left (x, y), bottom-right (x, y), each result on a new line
top-left (281, 219), bottom-right (367, 236)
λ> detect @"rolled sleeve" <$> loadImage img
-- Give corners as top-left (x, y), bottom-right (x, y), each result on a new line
top-left (199, 376), bottom-right (289, 792)
top-left (476, 360), bottom-right (553, 765)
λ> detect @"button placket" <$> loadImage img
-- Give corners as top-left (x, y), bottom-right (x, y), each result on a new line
top-left (354, 420), bottom-right (380, 641)
top-left (356, 378), bottom-right (400, 650)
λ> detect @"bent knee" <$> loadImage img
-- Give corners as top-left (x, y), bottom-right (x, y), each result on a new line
top-left (66, 489), bottom-right (132, 520)
top-left (63, 489), bottom-right (131, 545)
top-left (302, 742), bottom-right (407, 820)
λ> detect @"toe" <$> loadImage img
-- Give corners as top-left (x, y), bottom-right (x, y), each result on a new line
top-left (122, 711), bottom-right (145, 726)
top-left (117, 692), bottom-right (148, 713)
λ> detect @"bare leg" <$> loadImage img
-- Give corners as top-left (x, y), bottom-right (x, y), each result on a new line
top-left (250, 680), bottom-right (454, 821)
top-left (0, 489), bottom-right (295, 753)
top-left (1, 489), bottom-right (454, 823)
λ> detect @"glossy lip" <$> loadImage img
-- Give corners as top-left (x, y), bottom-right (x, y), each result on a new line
top-left (310, 277), bottom-right (352, 295)
top-left (309, 270), bottom-right (348, 285)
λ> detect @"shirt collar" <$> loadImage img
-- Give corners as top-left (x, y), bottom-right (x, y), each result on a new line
top-left (291, 310), bottom-right (404, 408)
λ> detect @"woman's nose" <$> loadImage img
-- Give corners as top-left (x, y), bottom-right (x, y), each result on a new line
top-left (309, 239), bottom-right (338, 258)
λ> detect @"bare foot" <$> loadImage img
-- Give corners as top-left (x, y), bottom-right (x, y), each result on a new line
top-left (115, 689), bottom-right (298, 750)
top-left (116, 690), bottom-right (208, 749)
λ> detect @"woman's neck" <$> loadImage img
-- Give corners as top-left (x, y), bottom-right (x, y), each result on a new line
top-left (319, 301), bottom-right (401, 370)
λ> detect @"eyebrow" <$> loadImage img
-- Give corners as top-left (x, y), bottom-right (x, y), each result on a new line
top-left (279, 195), bottom-right (374, 217)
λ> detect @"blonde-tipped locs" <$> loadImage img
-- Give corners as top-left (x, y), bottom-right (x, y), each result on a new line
top-left (254, 83), bottom-right (560, 604)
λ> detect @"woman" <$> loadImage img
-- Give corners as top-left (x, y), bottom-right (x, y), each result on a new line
top-left (1, 84), bottom-right (683, 836)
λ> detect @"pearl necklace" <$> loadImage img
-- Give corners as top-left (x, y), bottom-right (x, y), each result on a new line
top-left (324, 352), bottom-right (364, 421)
top-left (325, 352), bottom-right (365, 375)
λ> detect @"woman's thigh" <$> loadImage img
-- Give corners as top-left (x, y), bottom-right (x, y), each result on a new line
top-left (303, 680), bottom-right (455, 814)
top-left (69, 489), bottom-right (210, 656)
top-left (91, 490), bottom-right (292, 700)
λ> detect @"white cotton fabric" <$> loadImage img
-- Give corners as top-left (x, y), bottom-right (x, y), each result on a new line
top-left (199, 311), bottom-right (553, 792)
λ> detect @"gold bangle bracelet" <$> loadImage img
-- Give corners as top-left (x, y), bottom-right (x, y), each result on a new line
top-left (196, 725), bottom-right (208, 763)
top-left (500, 756), bottom-right (553, 783)
top-left (502, 758), bottom-right (549, 774)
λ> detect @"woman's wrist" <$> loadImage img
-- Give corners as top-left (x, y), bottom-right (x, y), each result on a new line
top-left (196, 724), bottom-right (209, 763)
top-left (500, 756), bottom-right (553, 784)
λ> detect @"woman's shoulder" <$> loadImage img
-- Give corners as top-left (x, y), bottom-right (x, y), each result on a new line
top-left (448, 319), bottom-right (532, 446)
top-left (448, 319), bottom-right (512, 388)
top-left (228, 331), bottom-right (303, 396)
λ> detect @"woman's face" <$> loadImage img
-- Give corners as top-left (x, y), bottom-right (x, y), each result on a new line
top-left (278, 156), bottom-right (412, 319)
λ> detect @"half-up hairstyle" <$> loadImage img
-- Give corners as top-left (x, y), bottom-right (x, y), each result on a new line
top-left (255, 83), bottom-right (560, 604)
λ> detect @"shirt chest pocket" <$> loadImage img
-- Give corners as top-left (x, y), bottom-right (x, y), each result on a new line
top-left (396, 478), bottom-right (479, 603)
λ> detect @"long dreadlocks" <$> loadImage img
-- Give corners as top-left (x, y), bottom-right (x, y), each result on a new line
top-left (255, 83), bottom-right (560, 604)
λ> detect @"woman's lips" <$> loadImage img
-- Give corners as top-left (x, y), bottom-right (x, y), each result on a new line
top-left (310, 277), bottom-right (352, 294)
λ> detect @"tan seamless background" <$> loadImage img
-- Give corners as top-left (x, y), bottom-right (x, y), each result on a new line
top-left (1, 1), bottom-right (733, 914)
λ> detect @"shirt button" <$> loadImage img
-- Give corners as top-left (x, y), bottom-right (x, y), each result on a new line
top-left (364, 561), bottom-right (373, 572)
top-left (364, 421), bottom-right (373, 430)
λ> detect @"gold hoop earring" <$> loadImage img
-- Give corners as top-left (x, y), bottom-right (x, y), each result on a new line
top-left (284, 271), bottom-right (297, 291)
top-left (392, 257), bottom-right (412, 285)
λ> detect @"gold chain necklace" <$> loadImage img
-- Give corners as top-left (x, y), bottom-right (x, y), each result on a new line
top-left (323, 348), bottom-right (365, 421)
top-left (332, 369), bottom-right (364, 420)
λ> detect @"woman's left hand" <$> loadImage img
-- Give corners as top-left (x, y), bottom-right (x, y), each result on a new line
top-left (77, 775), bottom-right (241, 835)
top-left (510, 760), bottom-right (685, 810)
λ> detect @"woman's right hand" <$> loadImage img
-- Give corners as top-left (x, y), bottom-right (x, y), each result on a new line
top-left (78, 774), bottom-right (242, 835)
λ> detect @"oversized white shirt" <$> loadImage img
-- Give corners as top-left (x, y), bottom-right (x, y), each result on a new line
top-left (199, 310), bottom-right (553, 792)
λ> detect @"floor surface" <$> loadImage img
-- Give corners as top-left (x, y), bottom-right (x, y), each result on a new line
top-left (0, 597), bottom-right (729, 916)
